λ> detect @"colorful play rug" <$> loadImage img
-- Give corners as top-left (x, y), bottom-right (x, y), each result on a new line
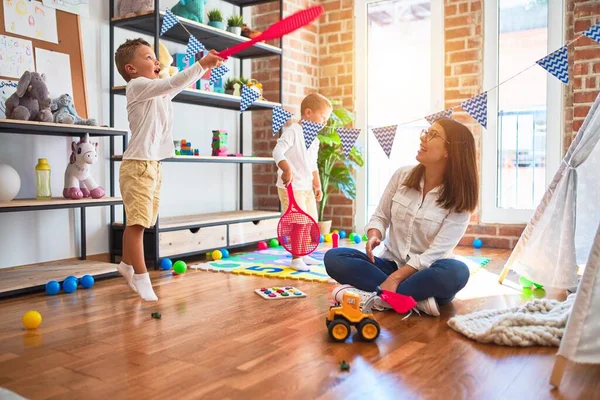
top-left (191, 240), bottom-right (491, 284)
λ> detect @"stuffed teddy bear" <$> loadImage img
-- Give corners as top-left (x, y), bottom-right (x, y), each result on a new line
top-left (51, 94), bottom-right (98, 126)
top-left (4, 71), bottom-right (53, 122)
top-left (117, 0), bottom-right (153, 17)
top-left (159, 42), bottom-right (178, 79)
top-left (171, 0), bottom-right (206, 24)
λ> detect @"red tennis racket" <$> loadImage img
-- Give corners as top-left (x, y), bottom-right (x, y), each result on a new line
top-left (217, 5), bottom-right (324, 59)
top-left (277, 183), bottom-right (321, 257)
top-left (375, 287), bottom-right (417, 314)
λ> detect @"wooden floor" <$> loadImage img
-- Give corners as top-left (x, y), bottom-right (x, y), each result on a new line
top-left (0, 247), bottom-right (598, 400)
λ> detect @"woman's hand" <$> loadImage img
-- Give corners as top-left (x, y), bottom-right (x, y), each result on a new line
top-left (380, 276), bottom-right (400, 292)
top-left (365, 236), bottom-right (381, 263)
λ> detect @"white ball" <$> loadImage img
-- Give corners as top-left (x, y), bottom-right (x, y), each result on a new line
top-left (0, 164), bottom-right (21, 201)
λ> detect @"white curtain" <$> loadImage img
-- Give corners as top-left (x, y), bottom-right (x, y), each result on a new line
top-left (505, 93), bottom-right (600, 289)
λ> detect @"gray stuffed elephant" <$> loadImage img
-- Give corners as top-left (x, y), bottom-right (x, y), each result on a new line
top-left (4, 71), bottom-right (53, 122)
top-left (51, 94), bottom-right (97, 126)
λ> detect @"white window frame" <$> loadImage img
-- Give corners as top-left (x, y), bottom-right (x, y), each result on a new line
top-left (482, 0), bottom-right (564, 224)
top-left (354, 0), bottom-right (445, 232)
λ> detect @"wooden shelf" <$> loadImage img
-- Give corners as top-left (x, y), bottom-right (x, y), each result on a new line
top-left (111, 86), bottom-right (279, 111)
top-left (113, 210), bottom-right (281, 231)
top-left (111, 155), bottom-right (274, 164)
top-left (111, 11), bottom-right (281, 59)
top-left (0, 197), bottom-right (123, 213)
top-left (0, 259), bottom-right (118, 297)
top-left (0, 119), bottom-right (127, 137)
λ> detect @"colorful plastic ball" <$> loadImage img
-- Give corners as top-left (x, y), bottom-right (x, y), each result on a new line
top-left (80, 275), bottom-right (94, 289)
top-left (212, 250), bottom-right (223, 261)
top-left (22, 310), bottom-right (42, 330)
top-left (339, 230), bottom-right (347, 239)
top-left (221, 249), bottom-right (229, 258)
top-left (353, 234), bottom-right (361, 244)
top-left (325, 233), bottom-right (333, 243)
top-left (362, 234), bottom-right (368, 241)
top-left (333, 229), bottom-right (339, 234)
top-left (269, 238), bottom-right (279, 248)
top-left (173, 260), bottom-right (187, 275)
top-left (533, 282), bottom-right (544, 289)
top-left (63, 278), bottom-right (78, 294)
top-left (66, 275), bottom-right (78, 283)
top-left (349, 233), bottom-right (356, 241)
top-left (320, 234), bottom-right (325, 243)
top-left (45, 280), bottom-right (60, 295)
top-left (519, 276), bottom-right (533, 288)
top-left (160, 258), bottom-right (173, 270)
top-left (473, 238), bottom-right (483, 249)
top-left (257, 241), bottom-right (268, 250)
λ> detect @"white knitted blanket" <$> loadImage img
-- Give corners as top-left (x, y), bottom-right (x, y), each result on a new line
top-left (447, 295), bottom-right (576, 347)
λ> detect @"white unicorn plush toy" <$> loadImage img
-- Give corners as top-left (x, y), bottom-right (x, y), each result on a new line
top-left (63, 133), bottom-right (105, 199)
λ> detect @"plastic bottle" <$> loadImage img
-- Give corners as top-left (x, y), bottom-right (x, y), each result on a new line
top-left (35, 158), bottom-right (52, 200)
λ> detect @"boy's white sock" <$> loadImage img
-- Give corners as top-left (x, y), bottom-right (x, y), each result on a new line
top-left (302, 255), bottom-right (322, 265)
top-left (290, 258), bottom-right (311, 272)
top-left (117, 261), bottom-right (137, 292)
top-left (133, 273), bottom-right (158, 301)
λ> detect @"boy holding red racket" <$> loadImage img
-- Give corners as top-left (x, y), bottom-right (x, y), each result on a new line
top-left (273, 93), bottom-right (332, 271)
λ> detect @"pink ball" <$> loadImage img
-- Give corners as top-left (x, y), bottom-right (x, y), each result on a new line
top-left (257, 241), bottom-right (268, 250)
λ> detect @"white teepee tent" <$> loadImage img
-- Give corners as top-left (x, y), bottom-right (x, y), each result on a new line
top-left (499, 92), bottom-right (600, 289)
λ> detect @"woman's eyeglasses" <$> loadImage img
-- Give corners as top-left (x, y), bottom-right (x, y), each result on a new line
top-left (420, 129), bottom-right (464, 145)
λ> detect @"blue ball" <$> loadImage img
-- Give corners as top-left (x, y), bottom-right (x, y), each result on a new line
top-left (320, 234), bottom-right (325, 243)
top-left (80, 275), bottom-right (94, 289)
top-left (63, 278), bottom-right (78, 294)
top-left (473, 238), bottom-right (483, 249)
top-left (160, 258), bottom-right (173, 270)
top-left (353, 235), bottom-right (361, 244)
top-left (339, 230), bottom-right (347, 239)
top-left (45, 280), bottom-right (61, 295)
top-left (65, 275), bottom-right (78, 283)
top-left (221, 249), bottom-right (229, 258)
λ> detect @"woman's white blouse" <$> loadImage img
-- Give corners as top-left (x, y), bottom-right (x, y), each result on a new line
top-left (364, 166), bottom-right (471, 271)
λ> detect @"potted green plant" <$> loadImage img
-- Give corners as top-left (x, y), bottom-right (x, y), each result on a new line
top-left (316, 101), bottom-right (364, 234)
top-left (227, 15), bottom-right (244, 35)
top-left (207, 9), bottom-right (224, 29)
top-left (224, 77), bottom-right (236, 95)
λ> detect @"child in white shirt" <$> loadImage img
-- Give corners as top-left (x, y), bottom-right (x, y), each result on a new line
top-left (114, 38), bottom-right (223, 301)
top-left (273, 93), bottom-right (332, 271)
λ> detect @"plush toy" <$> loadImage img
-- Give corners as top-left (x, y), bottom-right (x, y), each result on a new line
top-left (159, 42), bottom-right (178, 79)
top-left (242, 24), bottom-right (262, 39)
top-left (171, 0), bottom-right (206, 24)
top-left (51, 94), bottom-right (97, 126)
top-left (117, 0), bottom-right (153, 17)
top-left (63, 134), bottom-right (105, 200)
top-left (4, 71), bottom-right (53, 122)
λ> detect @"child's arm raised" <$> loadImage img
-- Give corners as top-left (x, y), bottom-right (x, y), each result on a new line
top-left (273, 126), bottom-right (296, 186)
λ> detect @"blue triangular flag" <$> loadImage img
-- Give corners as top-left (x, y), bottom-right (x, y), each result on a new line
top-left (185, 35), bottom-right (205, 61)
top-left (337, 128), bottom-right (361, 158)
top-left (371, 125), bottom-right (397, 158)
top-left (161, 9), bottom-right (179, 36)
top-left (272, 107), bottom-right (292, 135)
top-left (301, 120), bottom-right (325, 149)
top-left (425, 109), bottom-right (453, 125)
top-left (240, 85), bottom-right (260, 112)
top-left (461, 92), bottom-right (488, 129)
top-left (583, 22), bottom-right (600, 43)
top-left (209, 65), bottom-right (229, 85)
top-left (536, 46), bottom-right (569, 85)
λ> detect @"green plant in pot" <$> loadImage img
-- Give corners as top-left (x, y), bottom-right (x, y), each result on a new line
top-left (316, 101), bottom-right (364, 234)
top-left (207, 9), bottom-right (224, 29)
top-left (227, 15), bottom-right (244, 35)
top-left (224, 77), bottom-right (237, 95)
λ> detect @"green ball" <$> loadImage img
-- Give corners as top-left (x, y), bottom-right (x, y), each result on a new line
top-left (173, 260), bottom-right (187, 274)
top-left (533, 282), bottom-right (544, 289)
top-left (519, 276), bottom-right (533, 288)
top-left (269, 238), bottom-right (279, 247)
top-left (362, 234), bottom-right (368, 241)
top-left (349, 233), bottom-right (356, 240)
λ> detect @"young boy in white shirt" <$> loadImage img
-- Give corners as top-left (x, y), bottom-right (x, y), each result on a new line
top-left (273, 93), bottom-right (332, 271)
top-left (114, 38), bottom-right (223, 301)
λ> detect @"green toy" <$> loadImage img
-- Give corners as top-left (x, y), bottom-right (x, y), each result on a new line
top-left (520, 276), bottom-right (544, 290)
top-left (362, 233), bottom-right (368, 241)
top-left (171, 0), bottom-right (207, 24)
top-left (151, 312), bottom-right (162, 319)
top-left (339, 360), bottom-right (350, 371)
top-left (269, 238), bottom-right (279, 248)
top-left (173, 260), bottom-right (187, 274)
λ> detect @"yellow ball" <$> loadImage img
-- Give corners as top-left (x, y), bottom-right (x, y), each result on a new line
top-left (333, 229), bottom-right (339, 233)
top-left (325, 233), bottom-right (333, 243)
top-left (22, 310), bottom-right (42, 330)
top-left (211, 250), bottom-right (223, 260)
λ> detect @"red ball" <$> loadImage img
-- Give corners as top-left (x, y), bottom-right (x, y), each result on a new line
top-left (257, 241), bottom-right (268, 250)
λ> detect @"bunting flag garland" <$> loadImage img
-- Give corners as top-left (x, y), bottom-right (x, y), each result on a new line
top-left (301, 120), bottom-right (325, 149)
top-left (209, 65), bottom-right (229, 85)
top-left (160, 9), bottom-right (178, 36)
top-left (583, 22), bottom-right (600, 43)
top-left (240, 85), bottom-right (261, 112)
top-left (337, 128), bottom-right (361, 158)
top-left (461, 92), bottom-right (488, 129)
top-left (536, 46), bottom-right (569, 85)
top-left (272, 107), bottom-right (293, 135)
top-left (425, 109), bottom-right (454, 125)
top-left (186, 35), bottom-right (205, 61)
top-left (372, 125), bottom-right (397, 158)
